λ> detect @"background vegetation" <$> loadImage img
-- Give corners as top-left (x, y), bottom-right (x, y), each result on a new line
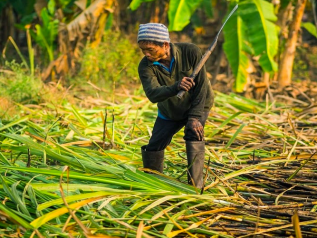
top-left (1, 0), bottom-right (317, 237)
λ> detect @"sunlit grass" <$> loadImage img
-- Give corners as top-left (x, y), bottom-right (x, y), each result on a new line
top-left (0, 90), bottom-right (316, 237)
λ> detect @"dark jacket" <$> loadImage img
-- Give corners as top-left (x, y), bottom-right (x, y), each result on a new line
top-left (138, 43), bottom-right (214, 121)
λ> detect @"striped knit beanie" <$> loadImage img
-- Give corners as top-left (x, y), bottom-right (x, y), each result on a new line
top-left (137, 23), bottom-right (170, 43)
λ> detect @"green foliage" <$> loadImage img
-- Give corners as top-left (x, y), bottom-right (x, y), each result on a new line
top-left (223, 0), bottom-right (279, 92)
top-left (33, 7), bottom-right (59, 63)
top-left (130, 0), bottom-right (155, 10)
top-left (187, 0), bottom-right (214, 28)
top-left (130, 0), bottom-right (206, 31)
top-left (168, 0), bottom-right (203, 31)
top-left (0, 0), bottom-right (36, 21)
top-left (129, 0), bottom-right (279, 93)
top-left (240, 0), bottom-right (278, 72)
top-left (0, 61), bottom-right (42, 104)
top-left (301, 22), bottom-right (317, 38)
top-left (201, 0), bottom-right (213, 18)
top-left (4, 0), bottom-right (37, 28)
top-left (58, 0), bottom-right (77, 9)
top-left (74, 31), bottom-right (142, 91)
top-left (223, 11), bottom-right (251, 92)
top-left (0, 86), bottom-right (316, 236)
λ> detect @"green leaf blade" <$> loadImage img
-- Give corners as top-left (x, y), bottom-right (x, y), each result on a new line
top-left (302, 22), bottom-right (317, 38)
top-left (168, 0), bottom-right (203, 31)
top-left (223, 9), bottom-right (250, 93)
top-left (129, 0), bottom-right (155, 11)
top-left (239, 0), bottom-right (278, 72)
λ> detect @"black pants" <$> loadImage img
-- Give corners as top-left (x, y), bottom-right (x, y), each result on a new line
top-left (146, 111), bottom-right (209, 151)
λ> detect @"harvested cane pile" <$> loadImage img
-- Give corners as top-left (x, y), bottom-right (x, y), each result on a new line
top-left (202, 155), bottom-right (317, 237)
top-left (0, 90), bottom-right (316, 237)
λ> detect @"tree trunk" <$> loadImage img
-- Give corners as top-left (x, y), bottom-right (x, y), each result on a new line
top-left (277, 0), bottom-right (307, 90)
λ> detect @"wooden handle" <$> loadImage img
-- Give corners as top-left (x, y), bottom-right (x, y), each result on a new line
top-left (177, 90), bottom-right (186, 99)
top-left (177, 75), bottom-right (195, 99)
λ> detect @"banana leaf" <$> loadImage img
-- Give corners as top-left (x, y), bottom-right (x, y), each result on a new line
top-left (129, 0), bottom-right (155, 11)
top-left (239, 0), bottom-right (278, 72)
top-left (223, 7), bottom-right (251, 93)
top-left (168, 0), bottom-right (203, 31)
top-left (223, 0), bottom-right (278, 92)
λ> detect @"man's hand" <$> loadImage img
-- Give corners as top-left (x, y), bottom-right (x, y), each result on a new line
top-left (178, 77), bottom-right (195, 91)
top-left (185, 118), bottom-right (204, 141)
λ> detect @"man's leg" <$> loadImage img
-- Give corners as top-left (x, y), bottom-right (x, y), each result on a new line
top-left (183, 111), bottom-right (209, 141)
top-left (142, 117), bottom-right (185, 173)
top-left (184, 111), bottom-right (209, 188)
top-left (146, 117), bottom-right (185, 151)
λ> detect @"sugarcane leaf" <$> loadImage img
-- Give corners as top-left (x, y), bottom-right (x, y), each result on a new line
top-left (26, 185), bottom-right (41, 216)
top-left (38, 191), bottom-right (137, 211)
top-left (3, 166), bottom-right (156, 190)
top-left (138, 195), bottom-right (189, 215)
top-left (168, 0), bottom-right (203, 31)
top-left (122, 200), bottom-right (153, 218)
top-left (71, 105), bottom-right (88, 127)
top-left (0, 152), bottom-right (11, 165)
top-left (0, 177), bottom-right (33, 218)
top-left (0, 176), bottom-right (16, 203)
top-left (0, 203), bottom-right (33, 229)
top-left (222, 158), bottom-right (292, 181)
top-left (32, 183), bottom-right (117, 192)
top-left (151, 173), bottom-right (197, 194)
top-left (1, 133), bottom-right (124, 174)
top-left (69, 123), bottom-right (86, 137)
top-left (0, 116), bottom-right (28, 132)
top-left (163, 209), bottom-right (187, 235)
top-left (31, 196), bottom-right (104, 228)
top-left (167, 215), bottom-right (212, 237)
top-left (11, 181), bottom-right (31, 216)
top-left (154, 198), bottom-right (195, 222)
top-left (124, 169), bottom-right (179, 192)
top-left (211, 112), bottom-right (243, 137)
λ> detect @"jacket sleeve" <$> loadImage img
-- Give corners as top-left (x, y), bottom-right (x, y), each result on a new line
top-left (138, 61), bottom-right (179, 103)
top-left (187, 45), bottom-right (208, 120)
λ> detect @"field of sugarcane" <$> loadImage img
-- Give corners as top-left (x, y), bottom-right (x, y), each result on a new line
top-left (1, 90), bottom-right (317, 238)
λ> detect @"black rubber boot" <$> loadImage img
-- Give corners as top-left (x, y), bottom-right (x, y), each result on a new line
top-left (186, 141), bottom-right (205, 188)
top-left (141, 145), bottom-right (164, 173)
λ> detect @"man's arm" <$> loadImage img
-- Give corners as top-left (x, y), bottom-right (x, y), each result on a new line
top-left (184, 45), bottom-right (209, 141)
top-left (138, 63), bottom-right (179, 103)
top-left (187, 45), bottom-right (208, 120)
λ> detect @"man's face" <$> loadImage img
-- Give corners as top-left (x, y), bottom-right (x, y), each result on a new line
top-left (138, 41), bottom-right (167, 62)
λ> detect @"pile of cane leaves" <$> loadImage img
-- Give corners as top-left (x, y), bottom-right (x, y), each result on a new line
top-left (0, 91), bottom-right (317, 238)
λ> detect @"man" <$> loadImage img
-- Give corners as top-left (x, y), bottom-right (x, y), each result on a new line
top-left (137, 23), bottom-right (214, 188)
